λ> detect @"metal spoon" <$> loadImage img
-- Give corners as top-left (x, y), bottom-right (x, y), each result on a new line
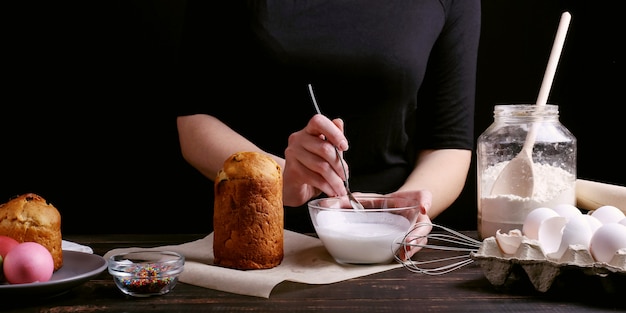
top-left (307, 84), bottom-right (365, 210)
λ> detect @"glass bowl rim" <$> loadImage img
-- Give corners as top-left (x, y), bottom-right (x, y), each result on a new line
top-left (307, 195), bottom-right (420, 212)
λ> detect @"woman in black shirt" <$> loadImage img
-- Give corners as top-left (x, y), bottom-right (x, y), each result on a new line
top-left (176, 0), bottom-right (481, 259)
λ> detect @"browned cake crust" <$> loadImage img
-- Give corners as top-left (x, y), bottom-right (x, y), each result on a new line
top-left (213, 151), bottom-right (284, 270)
top-left (0, 193), bottom-right (63, 270)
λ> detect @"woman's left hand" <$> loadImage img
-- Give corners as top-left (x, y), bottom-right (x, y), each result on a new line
top-left (387, 190), bottom-right (433, 261)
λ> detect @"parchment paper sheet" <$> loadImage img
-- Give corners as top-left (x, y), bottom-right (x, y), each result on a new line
top-left (103, 230), bottom-right (403, 298)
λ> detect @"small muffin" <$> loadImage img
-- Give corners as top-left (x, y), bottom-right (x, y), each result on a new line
top-left (0, 193), bottom-right (63, 270)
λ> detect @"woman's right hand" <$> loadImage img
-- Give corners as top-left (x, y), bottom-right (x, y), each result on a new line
top-left (282, 114), bottom-right (350, 207)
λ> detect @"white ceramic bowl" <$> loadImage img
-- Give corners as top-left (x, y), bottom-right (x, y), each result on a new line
top-left (308, 195), bottom-right (421, 264)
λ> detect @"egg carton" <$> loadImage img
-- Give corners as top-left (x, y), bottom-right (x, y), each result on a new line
top-left (470, 236), bottom-right (626, 292)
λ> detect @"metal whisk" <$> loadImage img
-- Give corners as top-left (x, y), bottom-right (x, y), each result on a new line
top-left (394, 222), bottom-right (482, 275)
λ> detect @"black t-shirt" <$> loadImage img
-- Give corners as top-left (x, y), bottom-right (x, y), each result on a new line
top-left (177, 0), bottom-right (481, 231)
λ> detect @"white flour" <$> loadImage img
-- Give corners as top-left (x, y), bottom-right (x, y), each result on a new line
top-left (478, 161), bottom-right (576, 238)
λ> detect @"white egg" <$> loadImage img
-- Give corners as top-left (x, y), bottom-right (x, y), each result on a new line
top-left (537, 215), bottom-right (568, 255)
top-left (620, 217), bottom-right (626, 226)
top-left (523, 207), bottom-right (559, 240)
top-left (546, 214), bottom-right (593, 260)
top-left (552, 203), bottom-right (582, 219)
top-left (590, 205), bottom-right (626, 224)
top-left (581, 214), bottom-right (603, 234)
top-left (589, 223), bottom-right (626, 263)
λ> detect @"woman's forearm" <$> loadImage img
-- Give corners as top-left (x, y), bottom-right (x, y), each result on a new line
top-left (176, 114), bottom-right (285, 180)
top-left (398, 149), bottom-right (472, 218)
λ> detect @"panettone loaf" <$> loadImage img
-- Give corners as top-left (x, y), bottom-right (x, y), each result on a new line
top-left (213, 151), bottom-right (284, 270)
top-left (0, 193), bottom-right (63, 270)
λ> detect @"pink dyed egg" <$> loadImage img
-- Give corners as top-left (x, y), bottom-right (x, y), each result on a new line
top-left (0, 235), bottom-right (19, 258)
top-left (3, 242), bottom-right (54, 284)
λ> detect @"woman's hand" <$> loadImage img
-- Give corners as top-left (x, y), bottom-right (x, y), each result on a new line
top-left (282, 114), bottom-right (350, 207)
top-left (388, 190), bottom-right (433, 261)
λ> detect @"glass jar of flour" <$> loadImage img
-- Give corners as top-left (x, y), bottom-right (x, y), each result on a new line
top-left (477, 104), bottom-right (576, 239)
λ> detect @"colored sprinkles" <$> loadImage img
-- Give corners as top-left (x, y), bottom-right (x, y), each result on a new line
top-left (117, 263), bottom-right (175, 294)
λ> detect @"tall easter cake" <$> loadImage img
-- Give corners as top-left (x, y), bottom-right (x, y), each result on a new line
top-left (213, 151), bottom-right (284, 270)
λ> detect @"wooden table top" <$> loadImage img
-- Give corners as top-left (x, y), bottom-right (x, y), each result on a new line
top-left (2, 232), bottom-right (624, 312)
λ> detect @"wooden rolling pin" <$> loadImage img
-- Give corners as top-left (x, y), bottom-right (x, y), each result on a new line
top-left (576, 179), bottom-right (626, 214)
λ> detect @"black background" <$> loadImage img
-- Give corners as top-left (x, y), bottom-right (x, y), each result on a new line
top-left (2, 0), bottom-right (623, 234)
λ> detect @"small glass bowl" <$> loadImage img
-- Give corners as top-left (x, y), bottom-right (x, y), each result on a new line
top-left (108, 250), bottom-right (185, 297)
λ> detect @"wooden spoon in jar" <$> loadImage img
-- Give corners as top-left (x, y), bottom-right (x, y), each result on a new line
top-left (490, 12), bottom-right (571, 197)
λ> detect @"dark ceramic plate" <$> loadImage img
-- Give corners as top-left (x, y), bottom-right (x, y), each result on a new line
top-left (0, 250), bottom-right (107, 297)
